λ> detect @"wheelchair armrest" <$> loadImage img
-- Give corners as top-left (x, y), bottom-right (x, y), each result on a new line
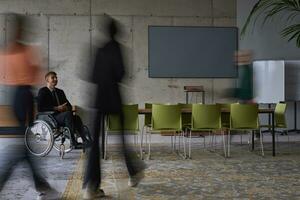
top-left (36, 112), bottom-right (58, 128)
top-left (37, 111), bottom-right (55, 116)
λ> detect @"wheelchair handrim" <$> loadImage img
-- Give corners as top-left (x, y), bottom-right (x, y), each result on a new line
top-left (25, 120), bottom-right (54, 157)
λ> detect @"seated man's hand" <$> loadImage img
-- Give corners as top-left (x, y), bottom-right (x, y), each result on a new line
top-left (55, 102), bottom-right (68, 112)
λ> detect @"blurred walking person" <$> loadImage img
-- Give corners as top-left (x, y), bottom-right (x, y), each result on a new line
top-left (82, 16), bottom-right (144, 199)
top-left (0, 13), bottom-right (59, 200)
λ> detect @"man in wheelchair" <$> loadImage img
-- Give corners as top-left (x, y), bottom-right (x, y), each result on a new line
top-left (37, 71), bottom-right (89, 148)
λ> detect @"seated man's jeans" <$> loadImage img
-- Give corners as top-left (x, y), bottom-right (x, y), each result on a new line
top-left (52, 111), bottom-right (76, 144)
top-left (73, 115), bottom-right (88, 143)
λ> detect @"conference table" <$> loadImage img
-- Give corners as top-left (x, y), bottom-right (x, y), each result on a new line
top-left (138, 108), bottom-right (276, 157)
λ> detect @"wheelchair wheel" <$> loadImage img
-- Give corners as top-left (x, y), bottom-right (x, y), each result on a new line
top-left (25, 120), bottom-right (54, 157)
top-left (53, 127), bottom-right (73, 154)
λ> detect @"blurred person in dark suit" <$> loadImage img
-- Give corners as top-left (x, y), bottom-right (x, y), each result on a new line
top-left (82, 16), bottom-right (144, 199)
top-left (0, 13), bottom-right (59, 200)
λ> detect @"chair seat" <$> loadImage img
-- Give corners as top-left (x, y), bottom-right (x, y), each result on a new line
top-left (260, 124), bottom-right (287, 129)
top-left (150, 129), bottom-right (182, 135)
top-left (190, 128), bottom-right (223, 132)
top-left (221, 123), bottom-right (230, 128)
top-left (107, 129), bottom-right (139, 134)
top-left (230, 127), bottom-right (259, 131)
top-left (182, 125), bottom-right (191, 130)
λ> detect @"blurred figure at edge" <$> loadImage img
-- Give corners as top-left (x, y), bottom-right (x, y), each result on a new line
top-left (0, 13), bottom-right (59, 200)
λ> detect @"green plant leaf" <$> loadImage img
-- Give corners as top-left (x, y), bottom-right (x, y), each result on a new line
top-left (281, 24), bottom-right (300, 47)
top-left (241, 0), bottom-right (300, 47)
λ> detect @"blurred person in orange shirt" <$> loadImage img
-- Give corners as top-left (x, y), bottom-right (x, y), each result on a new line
top-left (0, 13), bottom-right (59, 200)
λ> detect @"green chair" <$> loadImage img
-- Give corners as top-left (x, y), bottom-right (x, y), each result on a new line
top-left (189, 104), bottom-right (225, 158)
top-left (229, 103), bottom-right (264, 157)
top-left (217, 103), bottom-right (247, 145)
top-left (146, 104), bottom-right (183, 159)
top-left (105, 104), bottom-right (140, 159)
top-left (260, 103), bottom-right (289, 152)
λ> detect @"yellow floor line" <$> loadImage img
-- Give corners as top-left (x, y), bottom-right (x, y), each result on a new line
top-left (61, 153), bottom-right (85, 200)
top-left (61, 149), bottom-right (137, 200)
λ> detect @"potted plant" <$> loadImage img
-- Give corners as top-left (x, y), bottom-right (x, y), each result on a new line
top-left (241, 0), bottom-right (300, 47)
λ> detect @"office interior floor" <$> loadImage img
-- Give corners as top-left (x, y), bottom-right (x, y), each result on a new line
top-left (1, 134), bottom-right (300, 200)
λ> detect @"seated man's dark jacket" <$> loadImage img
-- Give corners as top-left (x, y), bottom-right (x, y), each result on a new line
top-left (37, 87), bottom-right (72, 112)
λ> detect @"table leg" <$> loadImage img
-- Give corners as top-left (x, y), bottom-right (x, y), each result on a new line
top-left (272, 111), bottom-right (275, 156)
top-left (252, 130), bottom-right (254, 151)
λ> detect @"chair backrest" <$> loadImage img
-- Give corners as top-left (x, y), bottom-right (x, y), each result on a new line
top-left (230, 103), bottom-right (259, 129)
top-left (178, 103), bottom-right (192, 128)
top-left (191, 104), bottom-right (221, 130)
top-left (107, 104), bottom-right (139, 131)
top-left (144, 103), bottom-right (152, 127)
top-left (275, 103), bottom-right (287, 128)
top-left (216, 103), bottom-right (231, 128)
top-left (151, 104), bottom-right (182, 131)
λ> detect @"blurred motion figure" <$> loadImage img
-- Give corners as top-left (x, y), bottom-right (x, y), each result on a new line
top-left (0, 13), bottom-right (59, 200)
top-left (83, 16), bottom-right (144, 199)
top-left (234, 50), bottom-right (254, 103)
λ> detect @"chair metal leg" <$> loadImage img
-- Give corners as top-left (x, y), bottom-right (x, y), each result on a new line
top-left (287, 130), bottom-right (291, 153)
top-left (174, 133), bottom-right (177, 151)
top-left (183, 131), bottom-right (186, 159)
top-left (133, 135), bottom-right (136, 148)
top-left (145, 127), bottom-right (148, 147)
top-left (140, 131), bottom-right (143, 160)
top-left (222, 131), bottom-right (227, 158)
top-left (259, 129), bottom-right (264, 156)
top-left (209, 132), bottom-right (212, 150)
top-left (178, 131), bottom-right (181, 153)
top-left (148, 133), bottom-right (151, 160)
top-left (104, 131), bottom-right (108, 160)
top-left (213, 133), bottom-right (216, 151)
top-left (276, 133), bottom-right (279, 151)
top-left (227, 131), bottom-right (231, 157)
top-left (189, 129), bottom-right (192, 159)
top-left (141, 126), bottom-right (145, 148)
top-left (171, 135), bottom-right (174, 151)
top-left (240, 135), bottom-right (243, 145)
top-left (247, 131), bottom-right (253, 151)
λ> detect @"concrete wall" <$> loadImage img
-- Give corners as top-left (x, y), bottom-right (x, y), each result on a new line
top-left (0, 0), bottom-right (236, 117)
top-left (1, 0), bottom-right (298, 134)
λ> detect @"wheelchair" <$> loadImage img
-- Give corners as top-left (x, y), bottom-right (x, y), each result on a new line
top-left (25, 112), bottom-right (91, 159)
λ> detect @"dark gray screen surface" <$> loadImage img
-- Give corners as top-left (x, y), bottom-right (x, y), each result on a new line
top-left (148, 26), bottom-right (238, 78)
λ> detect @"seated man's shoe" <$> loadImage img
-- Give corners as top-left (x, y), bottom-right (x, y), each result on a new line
top-left (37, 188), bottom-right (60, 200)
top-left (83, 140), bottom-right (93, 149)
top-left (83, 188), bottom-right (105, 199)
top-left (128, 171), bottom-right (145, 187)
top-left (74, 142), bottom-right (84, 149)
